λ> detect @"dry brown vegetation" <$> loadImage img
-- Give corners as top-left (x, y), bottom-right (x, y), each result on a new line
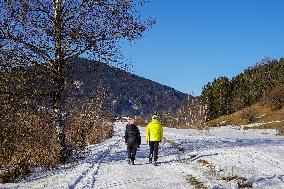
top-left (65, 112), bottom-right (113, 149)
top-left (0, 110), bottom-right (59, 183)
top-left (206, 103), bottom-right (269, 127)
top-left (197, 159), bottom-right (210, 166)
top-left (186, 174), bottom-right (208, 189)
top-left (0, 62), bottom-right (116, 183)
top-left (0, 84), bottom-right (114, 183)
top-left (206, 102), bottom-right (284, 130)
top-left (0, 108), bottom-right (113, 183)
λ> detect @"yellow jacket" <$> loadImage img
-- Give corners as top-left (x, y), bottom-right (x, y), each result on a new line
top-left (146, 119), bottom-right (163, 142)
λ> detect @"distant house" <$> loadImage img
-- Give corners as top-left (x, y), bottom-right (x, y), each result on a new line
top-left (120, 117), bottom-right (128, 122)
top-left (114, 117), bottom-right (129, 122)
top-left (114, 116), bottom-right (134, 123)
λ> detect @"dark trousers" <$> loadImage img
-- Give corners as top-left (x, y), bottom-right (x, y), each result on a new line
top-left (127, 146), bottom-right (137, 161)
top-left (149, 141), bottom-right (159, 161)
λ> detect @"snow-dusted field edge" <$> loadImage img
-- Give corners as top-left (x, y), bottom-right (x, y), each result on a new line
top-left (1, 122), bottom-right (283, 189)
top-left (164, 125), bottom-right (284, 189)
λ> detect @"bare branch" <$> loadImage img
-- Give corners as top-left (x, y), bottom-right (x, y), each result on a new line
top-left (64, 0), bottom-right (89, 23)
top-left (5, 30), bottom-right (52, 63)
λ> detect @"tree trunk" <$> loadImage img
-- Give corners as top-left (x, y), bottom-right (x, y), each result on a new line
top-left (53, 0), bottom-right (68, 163)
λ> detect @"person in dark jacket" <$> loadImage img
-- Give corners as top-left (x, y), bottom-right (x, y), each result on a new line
top-left (125, 117), bottom-right (141, 165)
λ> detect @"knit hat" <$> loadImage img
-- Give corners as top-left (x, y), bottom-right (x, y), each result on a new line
top-left (152, 115), bottom-right (158, 119)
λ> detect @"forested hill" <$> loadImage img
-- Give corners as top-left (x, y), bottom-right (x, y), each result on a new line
top-left (67, 58), bottom-right (190, 116)
top-left (201, 57), bottom-right (284, 120)
top-left (141, 57), bottom-right (284, 129)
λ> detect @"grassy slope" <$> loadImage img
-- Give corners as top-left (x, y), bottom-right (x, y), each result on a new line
top-left (206, 103), bottom-right (284, 131)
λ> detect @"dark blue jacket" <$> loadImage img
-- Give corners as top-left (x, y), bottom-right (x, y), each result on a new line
top-left (125, 124), bottom-right (141, 147)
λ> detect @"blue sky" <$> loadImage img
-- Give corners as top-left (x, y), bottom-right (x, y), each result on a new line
top-left (122, 0), bottom-right (284, 96)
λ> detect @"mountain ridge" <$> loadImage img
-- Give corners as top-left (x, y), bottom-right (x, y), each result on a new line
top-left (67, 57), bottom-right (192, 116)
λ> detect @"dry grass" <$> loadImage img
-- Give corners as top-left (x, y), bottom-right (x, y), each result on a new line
top-left (197, 159), bottom-right (209, 166)
top-left (186, 175), bottom-right (208, 189)
top-left (206, 103), bottom-right (284, 128)
top-left (220, 175), bottom-right (247, 181)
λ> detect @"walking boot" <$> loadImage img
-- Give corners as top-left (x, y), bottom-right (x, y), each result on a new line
top-left (149, 156), bottom-right (152, 163)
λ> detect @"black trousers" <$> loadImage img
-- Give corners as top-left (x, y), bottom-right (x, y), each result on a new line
top-left (149, 141), bottom-right (159, 161)
top-left (127, 146), bottom-right (137, 161)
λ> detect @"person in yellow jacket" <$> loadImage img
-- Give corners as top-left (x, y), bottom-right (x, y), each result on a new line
top-left (146, 115), bottom-right (163, 166)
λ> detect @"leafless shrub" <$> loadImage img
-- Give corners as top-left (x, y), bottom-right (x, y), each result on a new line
top-left (0, 109), bottom-right (60, 183)
top-left (0, 106), bottom-right (113, 183)
top-left (88, 120), bottom-right (113, 144)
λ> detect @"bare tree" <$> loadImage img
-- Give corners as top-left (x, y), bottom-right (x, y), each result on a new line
top-left (0, 0), bottom-right (154, 162)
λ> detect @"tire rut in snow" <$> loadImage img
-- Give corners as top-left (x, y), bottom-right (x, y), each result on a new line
top-left (69, 136), bottom-right (122, 189)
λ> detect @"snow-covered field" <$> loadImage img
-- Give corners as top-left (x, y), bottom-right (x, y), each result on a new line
top-left (163, 126), bottom-right (284, 189)
top-left (1, 122), bottom-right (283, 189)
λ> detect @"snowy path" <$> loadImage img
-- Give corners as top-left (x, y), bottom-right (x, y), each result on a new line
top-left (1, 122), bottom-right (284, 189)
top-left (92, 123), bottom-right (191, 189)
